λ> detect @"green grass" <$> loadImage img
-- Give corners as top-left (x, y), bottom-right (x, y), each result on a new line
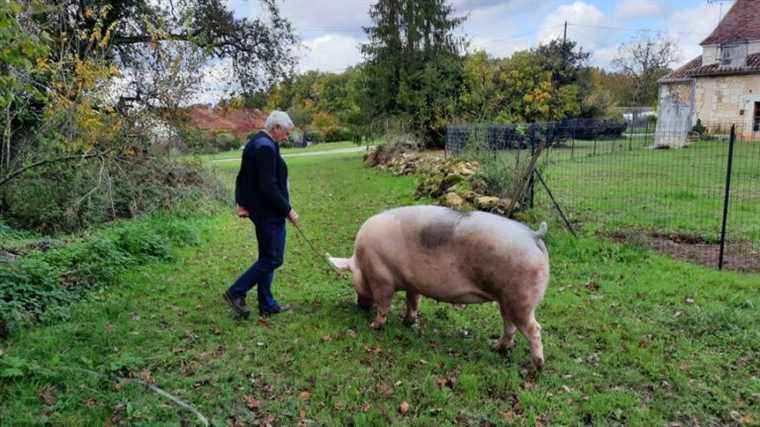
top-left (196, 140), bottom-right (382, 162)
top-left (486, 138), bottom-right (760, 245)
top-left (1, 151), bottom-right (759, 425)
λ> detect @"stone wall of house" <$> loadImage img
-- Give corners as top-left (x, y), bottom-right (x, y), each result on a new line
top-left (702, 41), bottom-right (760, 67)
top-left (695, 75), bottom-right (760, 137)
top-left (655, 80), bottom-right (695, 147)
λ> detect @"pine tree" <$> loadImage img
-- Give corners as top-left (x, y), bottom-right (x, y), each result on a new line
top-left (360, 0), bottom-right (466, 147)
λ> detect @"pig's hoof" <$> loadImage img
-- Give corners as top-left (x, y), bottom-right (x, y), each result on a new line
top-left (532, 357), bottom-right (545, 370)
top-left (403, 315), bottom-right (418, 327)
top-left (492, 340), bottom-right (515, 353)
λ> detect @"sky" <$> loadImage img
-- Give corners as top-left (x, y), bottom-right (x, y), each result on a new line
top-left (198, 0), bottom-right (736, 103)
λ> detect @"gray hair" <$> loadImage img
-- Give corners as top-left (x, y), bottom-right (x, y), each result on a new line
top-left (265, 110), bottom-right (294, 131)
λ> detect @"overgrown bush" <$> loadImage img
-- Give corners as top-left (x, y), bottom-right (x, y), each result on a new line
top-left (0, 215), bottom-right (205, 337)
top-left (324, 127), bottom-right (354, 142)
top-left (215, 132), bottom-right (241, 152)
top-left (0, 155), bottom-right (227, 233)
top-left (363, 133), bottom-right (422, 167)
top-left (304, 129), bottom-right (325, 143)
top-left (462, 130), bottom-right (535, 207)
top-left (571, 119), bottom-right (627, 140)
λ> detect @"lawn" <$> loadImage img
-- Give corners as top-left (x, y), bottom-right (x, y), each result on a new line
top-left (1, 151), bottom-right (758, 425)
top-left (485, 137), bottom-right (760, 246)
top-left (196, 140), bottom-right (382, 162)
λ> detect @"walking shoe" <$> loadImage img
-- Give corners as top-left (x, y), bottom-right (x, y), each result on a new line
top-left (259, 304), bottom-right (291, 317)
top-left (223, 291), bottom-right (251, 319)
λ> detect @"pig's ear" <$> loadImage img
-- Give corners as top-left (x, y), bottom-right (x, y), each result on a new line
top-left (328, 257), bottom-right (352, 271)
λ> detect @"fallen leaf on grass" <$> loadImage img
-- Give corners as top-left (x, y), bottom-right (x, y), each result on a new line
top-left (376, 382), bottom-right (394, 397)
top-left (399, 401), bottom-right (410, 415)
top-left (361, 402), bottom-right (371, 412)
top-left (108, 403), bottom-right (126, 426)
top-left (501, 410), bottom-right (516, 421)
top-left (436, 376), bottom-right (457, 390)
top-left (85, 398), bottom-right (98, 407)
top-left (244, 395), bottom-right (262, 411)
top-left (114, 378), bottom-right (130, 390)
top-left (37, 387), bottom-right (57, 405)
top-left (299, 391), bottom-right (311, 401)
top-left (139, 369), bottom-right (156, 384)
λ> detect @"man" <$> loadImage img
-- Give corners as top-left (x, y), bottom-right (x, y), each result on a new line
top-left (224, 111), bottom-right (300, 318)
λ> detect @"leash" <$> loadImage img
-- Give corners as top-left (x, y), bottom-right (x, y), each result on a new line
top-left (292, 223), bottom-right (340, 272)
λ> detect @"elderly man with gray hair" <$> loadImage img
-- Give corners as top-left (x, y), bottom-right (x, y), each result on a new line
top-left (224, 110), bottom-right (299, 318)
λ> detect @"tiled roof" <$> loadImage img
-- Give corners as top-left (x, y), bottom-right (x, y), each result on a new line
top-left (701, 0), bottom-right (760, 46)
top-left (660, 53), bottom-right (760, 83)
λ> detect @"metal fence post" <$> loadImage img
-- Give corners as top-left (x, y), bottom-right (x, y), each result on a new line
top-left (528, 139), bottom-right (536, 208)
top-left (718, 124), bottom-right (737, 270)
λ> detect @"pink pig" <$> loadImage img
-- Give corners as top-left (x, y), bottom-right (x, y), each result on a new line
top-left (329, 205), bottom-right (550, 369)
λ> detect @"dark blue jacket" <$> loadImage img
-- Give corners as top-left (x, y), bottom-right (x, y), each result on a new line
top-left (235, 131), bottom-right (291, 218)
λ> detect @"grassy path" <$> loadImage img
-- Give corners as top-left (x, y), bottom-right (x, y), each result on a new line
top-left (198, 140), bottom-right (380, 162)
top-left (1, 152), bottom-right (758, 425)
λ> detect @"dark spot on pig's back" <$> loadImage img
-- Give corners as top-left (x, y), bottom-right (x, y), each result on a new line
top-left (418, 210), bottom-right (471, 250)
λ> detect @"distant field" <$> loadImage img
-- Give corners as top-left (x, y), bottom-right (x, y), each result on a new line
top-left (194, 140), bottom-right (382, 162)
top-left (482, 138), bottom-right (760, 246)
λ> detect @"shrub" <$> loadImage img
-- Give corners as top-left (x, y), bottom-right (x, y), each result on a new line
top-left (304, 129), bottom-right (325, 143)
top-left (215, 132), bottom-right (241, 152)
top-left (571, 119), bottom-right (627, 140)
top-left (0, 155), bottom-right (226, 233)
top-left (692, 119), bottom-right (707, 136)
top-left (324, 127), bottom-right (354, 142)
top-left (0, 215), bottom-right (207, 336)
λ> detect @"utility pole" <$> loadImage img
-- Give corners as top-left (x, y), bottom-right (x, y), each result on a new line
top-left (563, 21), bottom-right (567, 47)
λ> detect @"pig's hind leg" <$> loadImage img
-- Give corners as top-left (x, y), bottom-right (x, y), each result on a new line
top-left (494, 303), bottom-right (518, 351)
top-left (403, 291), bottom-right (422, 325)
top-left (516, 313), bottom-right (544, 369)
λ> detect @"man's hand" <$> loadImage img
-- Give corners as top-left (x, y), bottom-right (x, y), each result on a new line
top-left (287, 209), bottom-right (301, 228)
top-left (236, 204), bottom-right (250, 218)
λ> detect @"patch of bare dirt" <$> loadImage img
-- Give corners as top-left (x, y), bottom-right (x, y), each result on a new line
top-left (606, 230), bottom-right (760, 272)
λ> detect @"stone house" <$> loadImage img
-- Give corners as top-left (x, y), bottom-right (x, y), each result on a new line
top-left (656, 0), bottom-right (760, 147)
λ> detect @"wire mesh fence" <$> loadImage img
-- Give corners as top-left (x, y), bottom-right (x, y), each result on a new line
top-left (445, 119), bottom-right (760, 271)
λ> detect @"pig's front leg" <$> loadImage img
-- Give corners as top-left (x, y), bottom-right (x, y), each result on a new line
top-left (370, 286), bottom-right (394, 330)
top-left (403, 291), bottom-right (421, 325)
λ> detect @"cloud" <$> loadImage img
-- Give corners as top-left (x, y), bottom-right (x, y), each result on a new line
top-left (298, 35), bottom-right (363, 73)
top-left (469, 35), bottom-right (532, 58)
top-left (538, 2), bottom-right (606, 48)
top-left (274, 0), bottom-right (373, 32)
top-left (664, 2), bottom-right (729, 65)
top-left (615, 0), bottom-right (666, 20)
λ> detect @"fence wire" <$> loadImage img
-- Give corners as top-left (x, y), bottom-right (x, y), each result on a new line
top-left (445, 119), bottom-right (760, 271)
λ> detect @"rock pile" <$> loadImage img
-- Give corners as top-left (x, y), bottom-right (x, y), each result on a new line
top-left (364, 145), bottom-right (519, 215)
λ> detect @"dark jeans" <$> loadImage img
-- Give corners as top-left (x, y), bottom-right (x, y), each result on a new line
top-left (228, 215), bottom-right (286, 312)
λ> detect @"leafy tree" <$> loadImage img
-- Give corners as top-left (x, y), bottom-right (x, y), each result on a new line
top-left (613, 35), bottom-right (678, 107)
top-left (533, 39), bottom-right (591, 88)
top-left (361, 0), bottom-right (467, 147)
top-left (491, 51), bottom-right (579, 123)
